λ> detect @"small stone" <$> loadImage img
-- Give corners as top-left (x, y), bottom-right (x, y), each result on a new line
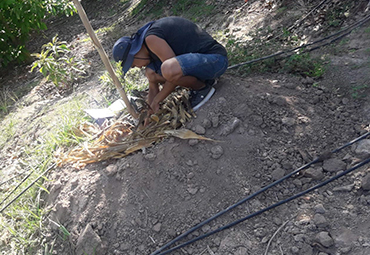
top-left (302, 77), bottom-right (314, 84)
top-left (271, 168), bottom-right (285, 181)
top-left (187, 172), bottom-right (195, 179)
top-left (273, 96), bottom-right (288, 106)
top-left (314, 204), bottom-right (326, 214)
top-left (194, 125), bottom-right (206, 135)
top-left (333, 184), bottom-right (354, 192)
top-left (144, 153), bottom-right (156, 161)
top-left (76, 224), bottom-right (103, 255)
top-left (201, 225), bottom-right (210, 233)
top-left (342, 98), bottom-right (349, 105)
top-left (188, 187), bottom-right (198, 195)
top-left (316, 232), bottom-right (334, 248)
top-left (218, 97), bottom-right (227, 105)
top-left (153, 223), bottom-right (162, 232)
top-left (254, 228), bottom-right (266, 238)
top-left (104, 164), bottom-right (118, 176)
top-left (293, 179), bottom-right (302, 188)
top-left (189, 139), bottom-right (199, 146)
top-left (138, 244), bottom-right (145, 251)
top-left (322, 158), bottom-right (346, 172)
top-left (211, 145), bottom-right (224, 159)
top-left (304, 167), bottom-right (324, 180)
top-left (291, 246), bottom-right (299, 254)
top-left (186, 160), bottom-right (194, 166)
top-left (219, 117), bottom-right (241, 136)
top-left (354, 139), bottom-right (370, 156)
top-left (202, 119), bottom-right (212, 129)
top-left (313, 214), bottom-right (328, 228)
top-left (361, 173), bottom-right (370, 191)
top-left (282, 117), bottom-right (295, 126)
top-left (211, 116), bottom-right (219, 128)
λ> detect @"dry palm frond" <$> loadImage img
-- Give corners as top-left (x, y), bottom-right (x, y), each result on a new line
top-left (57, 88), bottom-right (212, 168)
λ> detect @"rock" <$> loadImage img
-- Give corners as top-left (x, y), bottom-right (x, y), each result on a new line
top-left (189, 139), bottom-right (199, 146)
top-left (273, 96), bottom-right (288, 106)
top-left (334, 228), bottom-right (357, 248)
top-left (313, 214), bottom-right (329, 228)
top-left (201, 225), bottom-right (210, 233)
top-left (187, 187), bottom-right (198, 195)
top-left (314, 204), bottom-right (326, 214)
top-left (322, 158), bottom-right (346, 172)
top-left (144, 153), bottom-right (156, 161)
top-left (211, 116), bottom-right (219, 128)
top-left (304, 167), bottom-right (324, 180)
top-left (104, 164), bottom-right (118, 176)
top-left (233, 103), bottom-right (252, 118)
top-left (202, 118), bottom-right (212, 129)
top-left (194, 125), bottom-right (206, 135)
top-left (249, 114), bottom-right (264, 126)
top-left (316, 232), bottom-right (334, 248)
top-left (291, 246), bottom-right (299, 254)
top-left (353, 139), bottom-right (370, 156)
top-left (282, 117), bottom-right (295, 126)
top-left (211, 145), bottom-right (224, 159)
top-left (333, 184), bottom-right (354, 192)
top-left (302, 77), bottom-right (314, 85)
top-left (76, 224), bottom-right (103, 255)
top-left (219, 117), bottom-right (241, 136)
top-left (361, 173), bottom-right (370, 190)
top-left (271, 168), bottom-right (285, 181)
top-left (254, 228), bottom-right (266, 238)
top-left (152, 223), bottom-right (162, 232)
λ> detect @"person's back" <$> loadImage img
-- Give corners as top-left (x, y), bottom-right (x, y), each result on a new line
top-left (145, 16), bottom-right (227, 56)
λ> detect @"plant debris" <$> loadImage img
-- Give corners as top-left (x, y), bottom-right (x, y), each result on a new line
top-left (57, 88), bottom-right (213, 168)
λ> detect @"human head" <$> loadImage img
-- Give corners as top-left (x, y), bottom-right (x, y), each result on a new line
top-left (112, 21), bottom-right (154, 74)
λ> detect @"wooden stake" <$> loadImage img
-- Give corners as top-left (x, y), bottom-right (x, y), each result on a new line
top-left (71, 0), bottom-right (138, 119)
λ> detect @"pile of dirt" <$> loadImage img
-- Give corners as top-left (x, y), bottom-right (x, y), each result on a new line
top-left (2, 0), bottom-right (370, 255)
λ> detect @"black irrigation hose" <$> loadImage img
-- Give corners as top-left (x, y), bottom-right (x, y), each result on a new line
top-left (156, 156), bottom-right (370, 255)
top-left (150, 131), bottom-right (370, 255)
top-left (0, 163), bottom-right (56, 213)
top-left (0, 169), bottom-right (35, 208)
top-left (227, 13), bottom-right (370, 70)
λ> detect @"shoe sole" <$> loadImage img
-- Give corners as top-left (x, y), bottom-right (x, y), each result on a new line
top-left (193, 87), bottom-right (216, 111)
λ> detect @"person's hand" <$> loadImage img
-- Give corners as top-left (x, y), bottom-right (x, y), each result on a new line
top-left (144, 101), bottom-right (159, 126)
top-left (150, 101), bottom-right (160, 113)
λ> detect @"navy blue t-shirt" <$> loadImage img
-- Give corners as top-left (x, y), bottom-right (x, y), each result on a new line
top-left (144, 17), bottom-right (227, 60)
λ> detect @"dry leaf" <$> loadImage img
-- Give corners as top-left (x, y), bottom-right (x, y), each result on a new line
top-left (164, 129), bottom-right (214, 141)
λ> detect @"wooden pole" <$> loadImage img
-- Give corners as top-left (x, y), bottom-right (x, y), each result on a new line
top-left (71, 0), bottom-right (138, 119)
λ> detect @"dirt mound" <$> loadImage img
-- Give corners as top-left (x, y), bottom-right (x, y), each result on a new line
top-left (2, 0), bottom-right (370, 255)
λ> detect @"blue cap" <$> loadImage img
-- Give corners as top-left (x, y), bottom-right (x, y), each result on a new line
top-left (112, 21), bottom-right (154, 74)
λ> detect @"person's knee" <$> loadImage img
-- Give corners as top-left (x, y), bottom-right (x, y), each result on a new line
top-left (161, 59), bottom-right (183, 83)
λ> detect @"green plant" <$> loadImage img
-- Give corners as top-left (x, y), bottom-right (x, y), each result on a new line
top-left (282, 52), bottom-right (326, 78)
top-left (172, 0), bottom-right (215, 22)
top-left (351, 84), bottom-right (369, 99)
top-left (0, 96), bottom-right (89, 254)
top-left (0, 0), bottom-right (76, 67)
top-left (99, 61), bottom-right (148, 96)
top-left (31, 35), bottom-right (86, 88)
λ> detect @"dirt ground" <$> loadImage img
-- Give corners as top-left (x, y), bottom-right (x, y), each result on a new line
top-left (2, 0), bottom-right (370, 255)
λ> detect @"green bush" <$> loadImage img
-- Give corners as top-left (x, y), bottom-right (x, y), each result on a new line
top-left (31, 35), bottom-right (86, 88)
top-left (0, 0), bottom-right (75, 67)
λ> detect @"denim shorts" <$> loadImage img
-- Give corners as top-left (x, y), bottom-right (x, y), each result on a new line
top-left (147, 53), bottom-right (228, 81)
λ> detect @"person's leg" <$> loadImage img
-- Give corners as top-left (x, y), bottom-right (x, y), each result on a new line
top-left (161, 58), bottom-right (205, 90)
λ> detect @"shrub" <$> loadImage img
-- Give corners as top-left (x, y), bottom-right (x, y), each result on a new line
top-left (0, 0), bottom-right (75, 67)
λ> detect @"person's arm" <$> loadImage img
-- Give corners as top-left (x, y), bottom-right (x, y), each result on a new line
top-left (145, 35), bottom-right (176, 61)
top-left (145, 35), bottom-right (177, 113)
